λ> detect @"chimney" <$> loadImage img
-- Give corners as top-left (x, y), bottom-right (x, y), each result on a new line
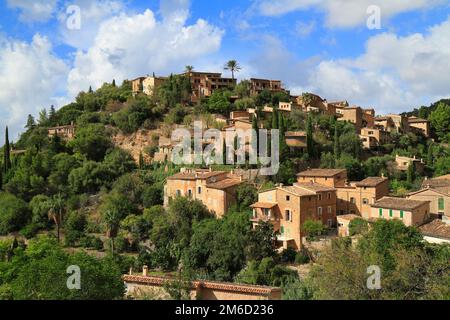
top-left (143, 265), bottom-right (148, 277)
top-left (240, 175), bottom-right (243, 182)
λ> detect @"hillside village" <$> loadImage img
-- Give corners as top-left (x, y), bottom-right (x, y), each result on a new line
top-left (0, 65), bottom-right (449, 300)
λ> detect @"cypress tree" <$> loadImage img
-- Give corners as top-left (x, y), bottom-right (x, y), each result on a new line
top-left (427, 142), bottom-right (433, 166)
top-left (139, 152), bottom-right (145, 169)
top-left (306, 114), bottom-right (314, 158)
top-left (334, 124), bottom-right (340, 159)
top-left (407, 161), bottom-right (415, 185)
top-left (89, 86), bottom-right (93, 93)
top-left (252, 115), bottom-right (259, 155)
top-left (112, 79), bottom-right (116, 87)
top-left (4, 126), bottom-right (11, 174)
top-left (272, 108), bottom-right (279, 129)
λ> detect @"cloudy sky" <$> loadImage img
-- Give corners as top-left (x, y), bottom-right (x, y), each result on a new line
top-left (1, 0), bottom-right (450, 141)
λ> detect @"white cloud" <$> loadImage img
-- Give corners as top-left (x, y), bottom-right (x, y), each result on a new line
top-left (0, 34), bottom-right (69, 141)
top-left (255, 0), bottom-right (443, 28)
top-left (249, 16), bottom-right (450, 114)
top-left (67, 9), bottom-right (224, 97)
top-left (295, 20), bottom-right (316, 38)
top-left (7, 0), bottom-right (58, 23)
top-left (58, 0), bottom-right (125, 50)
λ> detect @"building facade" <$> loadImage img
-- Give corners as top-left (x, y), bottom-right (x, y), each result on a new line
top-left (370, 197), bottom-right (430, 227)
top-left (164, 168), bottom-right (243, 218)
top-left (251, 182), bottom-right (337, 250)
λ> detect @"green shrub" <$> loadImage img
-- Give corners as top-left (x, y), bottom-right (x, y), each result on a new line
top-left (295, 251), bottom-right (310, 265)
top-left (280, 248), bottom-right (297, 263)
top-left (19, 223), bottom-right (41, 239)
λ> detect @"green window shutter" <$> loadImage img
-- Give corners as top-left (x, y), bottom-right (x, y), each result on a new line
top-left (438, 198), bottom-right (444, 211)
top-left (400, 211), bottom-right (404, 218)
top-left (379, 208), bottom-right (383, 217)
top-left (280, 226), bottom-right (285, 235)
top-left (389, 209), bottom-right (393, 217)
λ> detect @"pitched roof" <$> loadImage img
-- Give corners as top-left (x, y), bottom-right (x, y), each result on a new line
top-left (285, 131), bottom-right (306, 137)
top-left (372, 197), bottom-right (429, 211)
top-left (250, 202), bottom-right (278, 209)
top-left (297, 168), bottom-right (346, 178)
top-left (419, 219), bottom-right (450, 240)
top-left (167, 170), bottom-right (226, 181)
top-left (355, 177), bottom-right (388, 187)
top-left (294, 182), bottom-right (336, 192)
top-left (408, 117), bottom-right (429, 123)
top-left (206, 178), bottom-right (242, 190)
top-left (337, 214), bottom-right (361, 222)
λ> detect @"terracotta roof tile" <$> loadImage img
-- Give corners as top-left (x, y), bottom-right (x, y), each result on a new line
top-left (372, 197), bottom-right (429, 211)
top-left (355, 177), bottom-right (388, 187)
top-left (297, 168), bottom-right (346, 177)
top-left (419, 220), bottom-right (450, 240)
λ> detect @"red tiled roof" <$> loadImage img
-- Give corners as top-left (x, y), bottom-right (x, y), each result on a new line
top-left (355, 177), bottom-right (388, 187)
top-left (206, 178), bottom-right (242, 190)
top-left (123, 275), bottom-right (280, 295)
top-left (250, 202), bottom-right (278, 209)
top-left (419, 220), bottom-right (450, 240)
top-left (371, 197), bottom-right (429, 211)
top-left (297, 168), bottom-right (346, 177)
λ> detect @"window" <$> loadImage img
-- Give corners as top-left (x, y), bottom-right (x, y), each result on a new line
top-left (176, 190), bottom-right (181, 197)
top-left (328, 193), bottom-right (331, 199)
top-left (350, 197), bottom-right (356, 204)
top-left (318, 207), bottom-right (323, 217)
top-left (327, 219), bottom-right (333, 227)
top-left (400, 210), bottom-right (404, 219)
top-left (285, 210), bottom-right (292, 222)
top-left (363, 198), bottom-right (369, 205)
top-left (188, 189), bottom-right (192, 198)
top-left (318, 194), bottom-right (322, 201)
top-left (379, 208), bottom-right (383, 217)
top-left (438, 198), bottom-right (445, 211)
top-left (286, 195), bottom-right (290, 201)
top-left (328, 206), bottom-right (332, 214)
top-left (263, 208), bottom-right (270, 217)
top-left (198, 186), bottom-right (202, 194)
top-left (389, 209), bottom-right (393, 217)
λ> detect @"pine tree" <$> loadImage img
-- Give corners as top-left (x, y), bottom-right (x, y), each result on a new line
top-left (4, 126), bottom-right (11, 174)
top-left (427, 142), bottom-right (434, 166)
top-left (407, 161), bottom-right (415, 185)
top-left (139, 152), bottom-right (145, 169)
top-left (272, 108), bottom-right (279, 129)
top-left (334, 124), bottom-right (340, 159)
top-left (252, 115), bottom-right (259, 155)
top-left (306, 114), bottom-right (314, 158)
top-left (25, 114), bottom-right (36, 129)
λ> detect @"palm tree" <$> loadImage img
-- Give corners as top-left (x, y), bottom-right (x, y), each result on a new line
top-left (185, 65), bottom-right (194, 74)
top-left (48, 193), bottom-right (65, 243)
top-left (103, 209), bottom-right (121, 255)
top-left (224, 60), bottom-right (241, 80)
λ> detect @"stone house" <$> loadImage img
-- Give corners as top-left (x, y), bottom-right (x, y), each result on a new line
top-left (370, 197), bottom-right (430, 227)
top-left (47, 122), bottom-right (76, 140)
top-left (250, 182), bottom-right (337, 250)
top-left (164, 168), bottom-right (243, 218)
top-left (408, 117), bottom-right (430, 137)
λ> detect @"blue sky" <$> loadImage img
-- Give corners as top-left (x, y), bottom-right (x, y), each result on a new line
top-left (1, 0), bottom-right (450, 141)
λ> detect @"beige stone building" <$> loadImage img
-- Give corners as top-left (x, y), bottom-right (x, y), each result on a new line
top-left (296, 169), bottom-right (347, 188)
top-left (251, 182), bottom-right (337, 249)
top-left (249, 78), bottom-right (288, 96)
top-left (285, 131), bottom-right (307, 152)
top-left (374, 116), bottom-right (397, 132)
top-left (419, 219), bottom-right (450, 244)
top-left (186, 71), bottom-right (236, 102)
top-left (408, 117), bottom-right (430, 137)
top-left (47, 122), bottom-right (76, 140)
top-left (337, 214), bottom-right (361, 237)
top-left (336, 177), bottom-right (390, 218)
top-left (131, 77), bottom-right (146, 96)
top-left (359, 127), bottom-right (390, 149)
top-left (164, 168), bottom-right (243, 218)
top-left (395, 155), bottom-right (425, 175)
top-left (370, 197), bottom-right (430, 227)
top-left (407, 175), bottom-right (450, 220)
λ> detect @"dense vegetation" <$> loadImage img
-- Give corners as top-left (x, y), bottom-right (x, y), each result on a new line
top-left (0, 71), bottom-right (449, 300)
